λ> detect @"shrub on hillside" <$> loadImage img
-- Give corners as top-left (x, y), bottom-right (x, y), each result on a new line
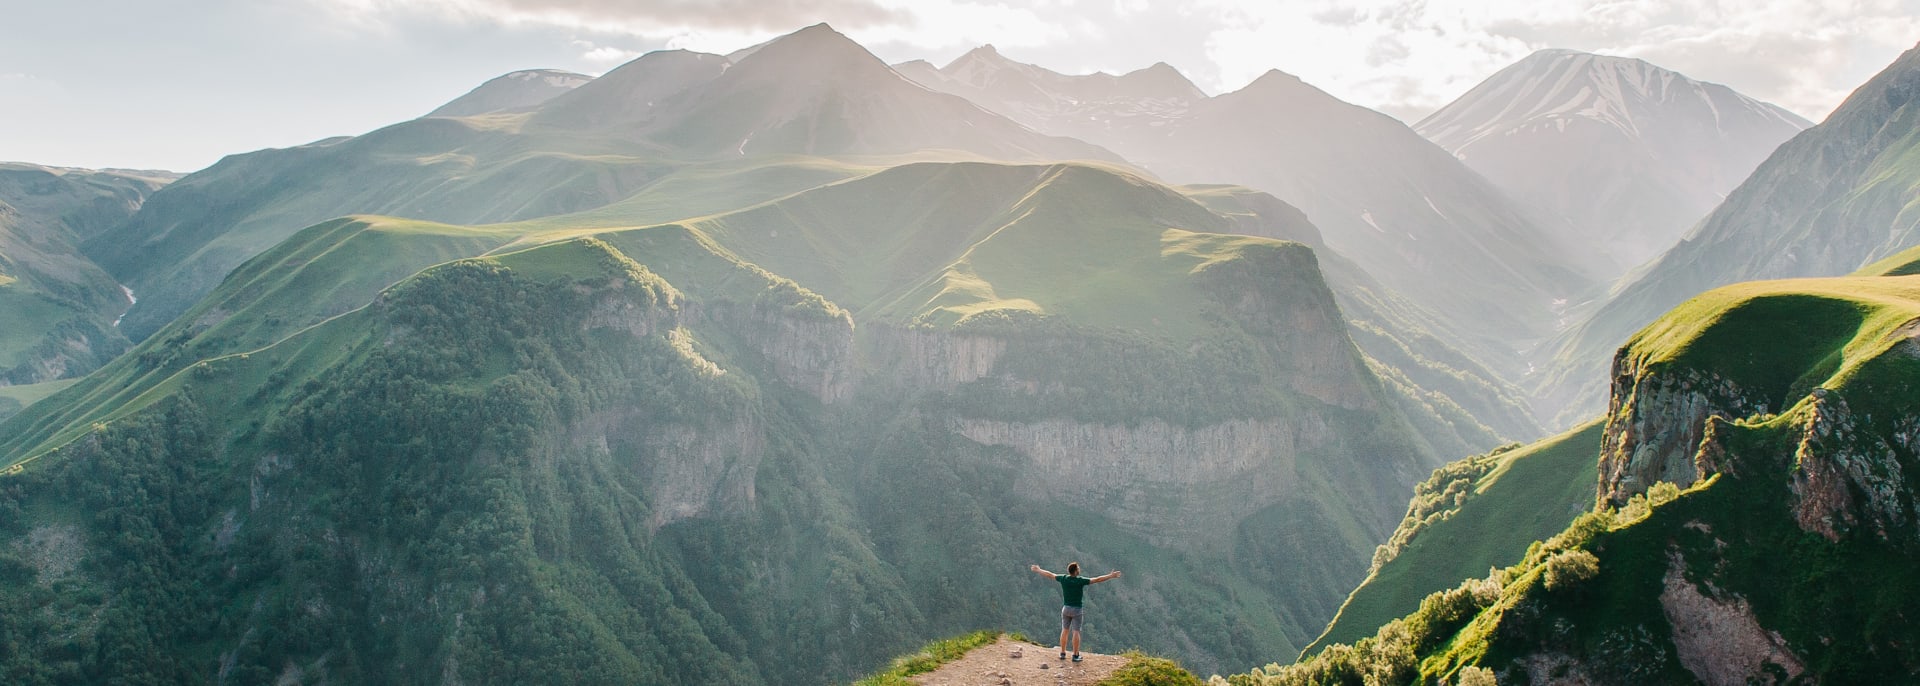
top-left (1100, 652), bottom-right (1205, 686)
top-left (1455, 665), bottom-right (1497, 685)
top-left (1541, 550), bottom-right (1599, 592)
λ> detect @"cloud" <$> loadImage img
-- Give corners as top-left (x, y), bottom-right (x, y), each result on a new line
top-left (570, 39), bottom-right (638, 65)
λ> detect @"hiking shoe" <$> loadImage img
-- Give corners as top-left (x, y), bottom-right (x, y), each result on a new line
top-left (1072, 654), bottom-right (1083, 663)
top-left (1059, 652), bottom-right (1067, 660)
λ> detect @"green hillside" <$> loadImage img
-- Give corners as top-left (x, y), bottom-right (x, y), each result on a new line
top-left (1307, 420), bottom-right (1601, 652)
top-left (7, 161), bottom-right (1529, 465)
top-left (1233, 273), bottom-right (1920, 685)
top-left (0, 380), bottom-right (77, 422)
top-left (0, 164), bottom-right (169, 385)
top-left (1, 157), bottom-right (1462, 682)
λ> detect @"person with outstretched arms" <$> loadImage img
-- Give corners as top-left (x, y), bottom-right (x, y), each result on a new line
top-left (1029, 561), bottom-right (1121, 662)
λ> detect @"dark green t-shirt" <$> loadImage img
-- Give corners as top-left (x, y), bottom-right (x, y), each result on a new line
top-left (1056, 574), bottom-right (1092, 607)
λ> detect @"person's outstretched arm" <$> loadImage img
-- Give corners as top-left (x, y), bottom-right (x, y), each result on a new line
top-left (1091, 570), bottom-right (1122, 583)
top-left (1029, 564), bottom-right (1058, 578)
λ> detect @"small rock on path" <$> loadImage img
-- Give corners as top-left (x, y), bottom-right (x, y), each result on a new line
top-left (911, 636), bottom-right (1127, 686)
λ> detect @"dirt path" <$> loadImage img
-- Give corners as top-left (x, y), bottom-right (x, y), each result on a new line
top-left (910, 636), bottom-right (1128, 686)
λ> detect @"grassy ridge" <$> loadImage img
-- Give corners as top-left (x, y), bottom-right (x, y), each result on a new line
top-left (1623, 275), bottom-right (1920, 420)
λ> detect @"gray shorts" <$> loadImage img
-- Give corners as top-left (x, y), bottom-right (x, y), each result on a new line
top-left (1061, 605), bottom-right (1084, 632)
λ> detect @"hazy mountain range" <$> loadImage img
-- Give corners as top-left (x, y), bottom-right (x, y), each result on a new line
top-left (1534, 42), bottom-right (1920, 426)
top-left (902, 46), bottom-right (1596, 362)
top-left (6, 20), bottom-right (1920, 686)
top-left (1418, 49), bottom-right (1811, 276)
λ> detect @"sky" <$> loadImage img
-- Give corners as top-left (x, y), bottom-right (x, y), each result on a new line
top-left (3, 0), bottom-right (1916, 173)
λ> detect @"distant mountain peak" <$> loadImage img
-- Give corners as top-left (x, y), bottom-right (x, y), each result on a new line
top-left (732, 21), bottom-right (889, 74)
top-left (944, 44), bottom-right (1027, 84)
top-left (1121, 62), bottom-right (1205, 100)
top-left (1247, 69), bottom-right (1305, 88)
top-left (773, 22), bottom-right (860, 50)
top-left (1228, 69), bottom-right (1334, 105)
top-left (1419, 48), bottom-right (1811, 151)
top-left (427, 67), bottom-right (594, 118)
top-left (526, 48), bottom-right (729, 129)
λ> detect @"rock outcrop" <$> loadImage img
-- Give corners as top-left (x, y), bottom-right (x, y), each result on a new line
top-left (1788, 392), bottom-right (1916, 541)
top-left (1599, 362), bottom-right (1766, 506)
top-left (1659, 549), bottom-right (1805, 685)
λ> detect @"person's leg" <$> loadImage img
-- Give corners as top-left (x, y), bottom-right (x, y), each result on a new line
top-left (1067, 609), bottom-right (1084, 658)
top-left (1059, 608), bottom-right (1070, 658)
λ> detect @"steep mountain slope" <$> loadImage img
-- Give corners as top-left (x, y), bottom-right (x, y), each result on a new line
top-left (1536, 43), bottom-right (1920, 427)
top-left (1307, 420), bottom-right (1601, 653)
top-left (528, 49), bottom-right (730, 130)
top-left (1233, 271), bottom-right (1920, 685)
top-left (910, 55), bottom-right (1593, 360)
top-left (2, 160), bottom-right (1455, 682)
top-left (1418, 50), bottom-right (1810, 276)
top-left (82, 25), bottom-right (1116, 344)
top-left (427, 68), bottom-right (592, 118)
top-left (0, 163), bottom-right (171, 390)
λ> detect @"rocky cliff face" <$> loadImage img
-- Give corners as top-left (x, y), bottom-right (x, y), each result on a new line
top-left (740, 303), bottom-right (856, 404)
top-left (1786, 391), bottom-right (1918, 541)
top-left (1598, 361), bottom-right (1767, 506)
top-left (1658, 548), bottom-right (1805, 685)
top-left (861, 325), bottom-right (1006, 390)
top-left (957, 417), bottom-right (1313, 548)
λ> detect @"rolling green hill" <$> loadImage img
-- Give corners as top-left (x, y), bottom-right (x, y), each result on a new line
top-left (11, 160), bottom-right (1536, 465)
top-left (1, 158), bottom-right (1473, 683)
top-left (1233, 272), bottom-right (1920, 685)
top-left (0, 163), bottom-right (171, 386)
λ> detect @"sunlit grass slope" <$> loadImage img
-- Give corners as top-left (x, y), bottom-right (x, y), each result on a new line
top-left (1622, 275), bottom-right (1920, 419)
top-left (1307, 420), bottom-right (1601, 652)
